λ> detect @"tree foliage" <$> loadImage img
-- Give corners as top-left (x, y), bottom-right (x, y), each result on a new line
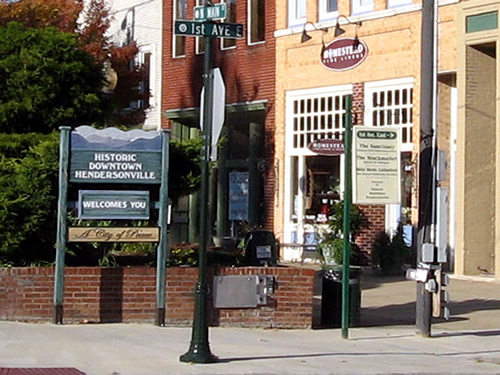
top-left (0, 132), bottom-right (59, 265)
top-left (0, 0), bottom-right (147, 130)
top-left (0, 0), bottom-right (83, 32)
top-left (0, 22), bottom-right (106, 133)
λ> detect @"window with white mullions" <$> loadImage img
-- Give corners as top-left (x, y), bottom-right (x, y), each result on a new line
top-left (195, 0), bottom-right (205, 54)
top-left (289, 0), bottom-right (307, 27)
top-left (222, 0), bottom-right (237, 49)
top-left (365, 78), bottom-right (414, 152)
top-left (387, 0), bottom-right (412, 8)
top-left (290, 93), bottom-right (348, 152)
top-left (352, 0), bottom-right (373, 16)
top-left (318, 0), bottom-right (338, 22)
top-left (248, 0), bottom-right (265, 44)
top-left (173, 0), bottom-right (187, 58)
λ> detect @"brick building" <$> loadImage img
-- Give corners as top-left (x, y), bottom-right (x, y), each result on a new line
top-left (273, 0), bottom-right (458, 264)
top-left (154, 0), bottom-right (500, 277)
top-left (161, 0), bottom-right (276, 243)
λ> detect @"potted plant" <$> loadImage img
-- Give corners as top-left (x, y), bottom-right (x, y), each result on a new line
top-left (316, 200), bottom-right (362, 265)
top-left (316, 200), bottom-right (363, 328)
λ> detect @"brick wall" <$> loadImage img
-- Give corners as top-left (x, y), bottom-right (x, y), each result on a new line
top-left (0, 266), bottom-right (317, 329)
top-left (356, 205), bottom-right (386, 265)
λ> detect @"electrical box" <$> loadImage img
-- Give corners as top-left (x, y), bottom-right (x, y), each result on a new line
top-left (422, 243), bottom-right (435, 263)
top-left (436, 187), bottom-right (448, 263)
top-left (213, 275), bottom-right (275, 308)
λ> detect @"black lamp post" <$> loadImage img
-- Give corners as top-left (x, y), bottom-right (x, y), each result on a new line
top-left (179, 22), bottom-right (218, 364)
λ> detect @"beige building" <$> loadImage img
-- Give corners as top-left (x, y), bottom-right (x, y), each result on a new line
top-left (456, 0), bottom-right (500, 278)
top-left (272, 0), bottom-right (469, 272)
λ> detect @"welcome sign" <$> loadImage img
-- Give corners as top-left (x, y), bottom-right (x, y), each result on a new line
top-left (78, 190), bottom-right (150, 220)
top-left (70, 126), bottom-right (162, 184)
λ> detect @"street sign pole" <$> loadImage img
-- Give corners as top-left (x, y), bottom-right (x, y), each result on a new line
top-left (180, 22), bottom-right (218, 364)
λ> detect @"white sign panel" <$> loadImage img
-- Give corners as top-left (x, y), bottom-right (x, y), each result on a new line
top-left (353, 126), bottom-right (401, 204)
top-left (200, 67), bottom-right (226, 161)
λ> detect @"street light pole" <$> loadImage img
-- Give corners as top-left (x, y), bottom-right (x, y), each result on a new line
top-left (179, 26), bottom-right (218, 363)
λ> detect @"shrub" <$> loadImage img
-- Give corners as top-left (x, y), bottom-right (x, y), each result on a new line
top-left (317, 200), bottom-right (363, 266)
top-left (372, 223), bottom-right (414, 276)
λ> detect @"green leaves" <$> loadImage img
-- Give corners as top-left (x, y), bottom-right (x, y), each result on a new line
top-left (0, 22), bottom-right (105, 133)
top-left (0, 132), bottom-right (59, 265)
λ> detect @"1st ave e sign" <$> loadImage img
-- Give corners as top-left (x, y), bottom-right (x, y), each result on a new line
top-left (175, 20), bottom-right (244, 38)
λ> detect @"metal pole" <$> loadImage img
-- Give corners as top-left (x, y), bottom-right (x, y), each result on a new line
top-left (416, 0), bottom-right (437, 337)
top-left (180, 28), bottom-right (218, 364)
top-left (54, 126), bottom-right (71, 324)
top-left (156, 129), bottom-right (170, 326)
top-left (341, 96), bottom-right (352, 339)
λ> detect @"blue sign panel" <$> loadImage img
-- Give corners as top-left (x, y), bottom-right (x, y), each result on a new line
top-left (229, 172), bottom-right (249, 221)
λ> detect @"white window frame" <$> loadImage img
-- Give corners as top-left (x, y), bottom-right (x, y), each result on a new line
top-left (387, 0), bottom-right (412, 8)
top-left (137, 45), bottom-right (156, 109)
top-left (318, 0), bottom-right (338, 22)
top-left (221, 0), bottom-right (237, 50)
top-left (351, 0), bottom-right (374, 16)
top-left (288, 0), bottom-right (307, 28)
top-left (364, 77), bottom-right (414, 152)
top-left (247, 0), bottom-right (266, 45)
top-left (284, 85), bottom-right (352, 246)
top-left (173, 0), bottom-right (187, 58)
top-left (195, 0), bottom-right (205, 55)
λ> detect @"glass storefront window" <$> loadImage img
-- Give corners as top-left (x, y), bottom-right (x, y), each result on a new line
top-left (285, 87), bottom-right (351, 246)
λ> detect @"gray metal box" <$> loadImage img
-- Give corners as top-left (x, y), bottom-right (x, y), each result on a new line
top-left (213, 275), bottom-right (272, 308)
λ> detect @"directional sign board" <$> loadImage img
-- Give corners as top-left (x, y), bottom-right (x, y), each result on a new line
top-left (194, 3), bottom-right (227, 21)
top-left (352, 126), bottom-right (401, 204)
top-left (175, 20), bottom-right (244, 39)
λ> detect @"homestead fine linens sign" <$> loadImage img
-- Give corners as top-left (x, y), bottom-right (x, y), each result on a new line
top-left (321, 37), bottom-right (368, 71)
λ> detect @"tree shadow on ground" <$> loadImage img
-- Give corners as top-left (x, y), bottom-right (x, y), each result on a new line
top-left (361, 298), bottom-right (500, 327)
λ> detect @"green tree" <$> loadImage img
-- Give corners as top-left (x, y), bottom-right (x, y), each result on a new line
top-left (0, 132), bottom-right (59, 265)
top-left (0, 0), bottom-right (147, 129)
top-left (0, 22), bottom-right (106, 133)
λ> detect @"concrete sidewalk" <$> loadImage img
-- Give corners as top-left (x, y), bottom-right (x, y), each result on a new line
top-left (1, 273), bottom-right (500, 375)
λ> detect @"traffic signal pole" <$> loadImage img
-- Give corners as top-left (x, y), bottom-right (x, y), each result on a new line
top-left (179, 21), bottom-right (218, 363)
top-left (416, 0), bottom-right (438, 337)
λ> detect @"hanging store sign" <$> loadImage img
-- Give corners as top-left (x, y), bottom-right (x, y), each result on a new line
top-left (352, 126), bottom-right (401, 205)
top-left (321, 37), bottom-right (368, 71)
top-left (308, 138), bottom-right (344, 156)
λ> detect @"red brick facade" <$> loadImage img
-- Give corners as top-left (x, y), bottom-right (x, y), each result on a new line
top-left (0, 266), bottom-right (316, 329)
top-left (161, 1), bottom-right (277, 230)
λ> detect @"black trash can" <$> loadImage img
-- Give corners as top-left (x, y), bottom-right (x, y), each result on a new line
top-left (244, 230), bottom-right (278, 266)
top-left (320, 266), bottom-right (361, 328)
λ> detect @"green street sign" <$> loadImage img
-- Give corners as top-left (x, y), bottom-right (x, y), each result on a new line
top-left (175, 20), bottom-right (244, 39)
top-left (194, 3), bottom-right (226, 21)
